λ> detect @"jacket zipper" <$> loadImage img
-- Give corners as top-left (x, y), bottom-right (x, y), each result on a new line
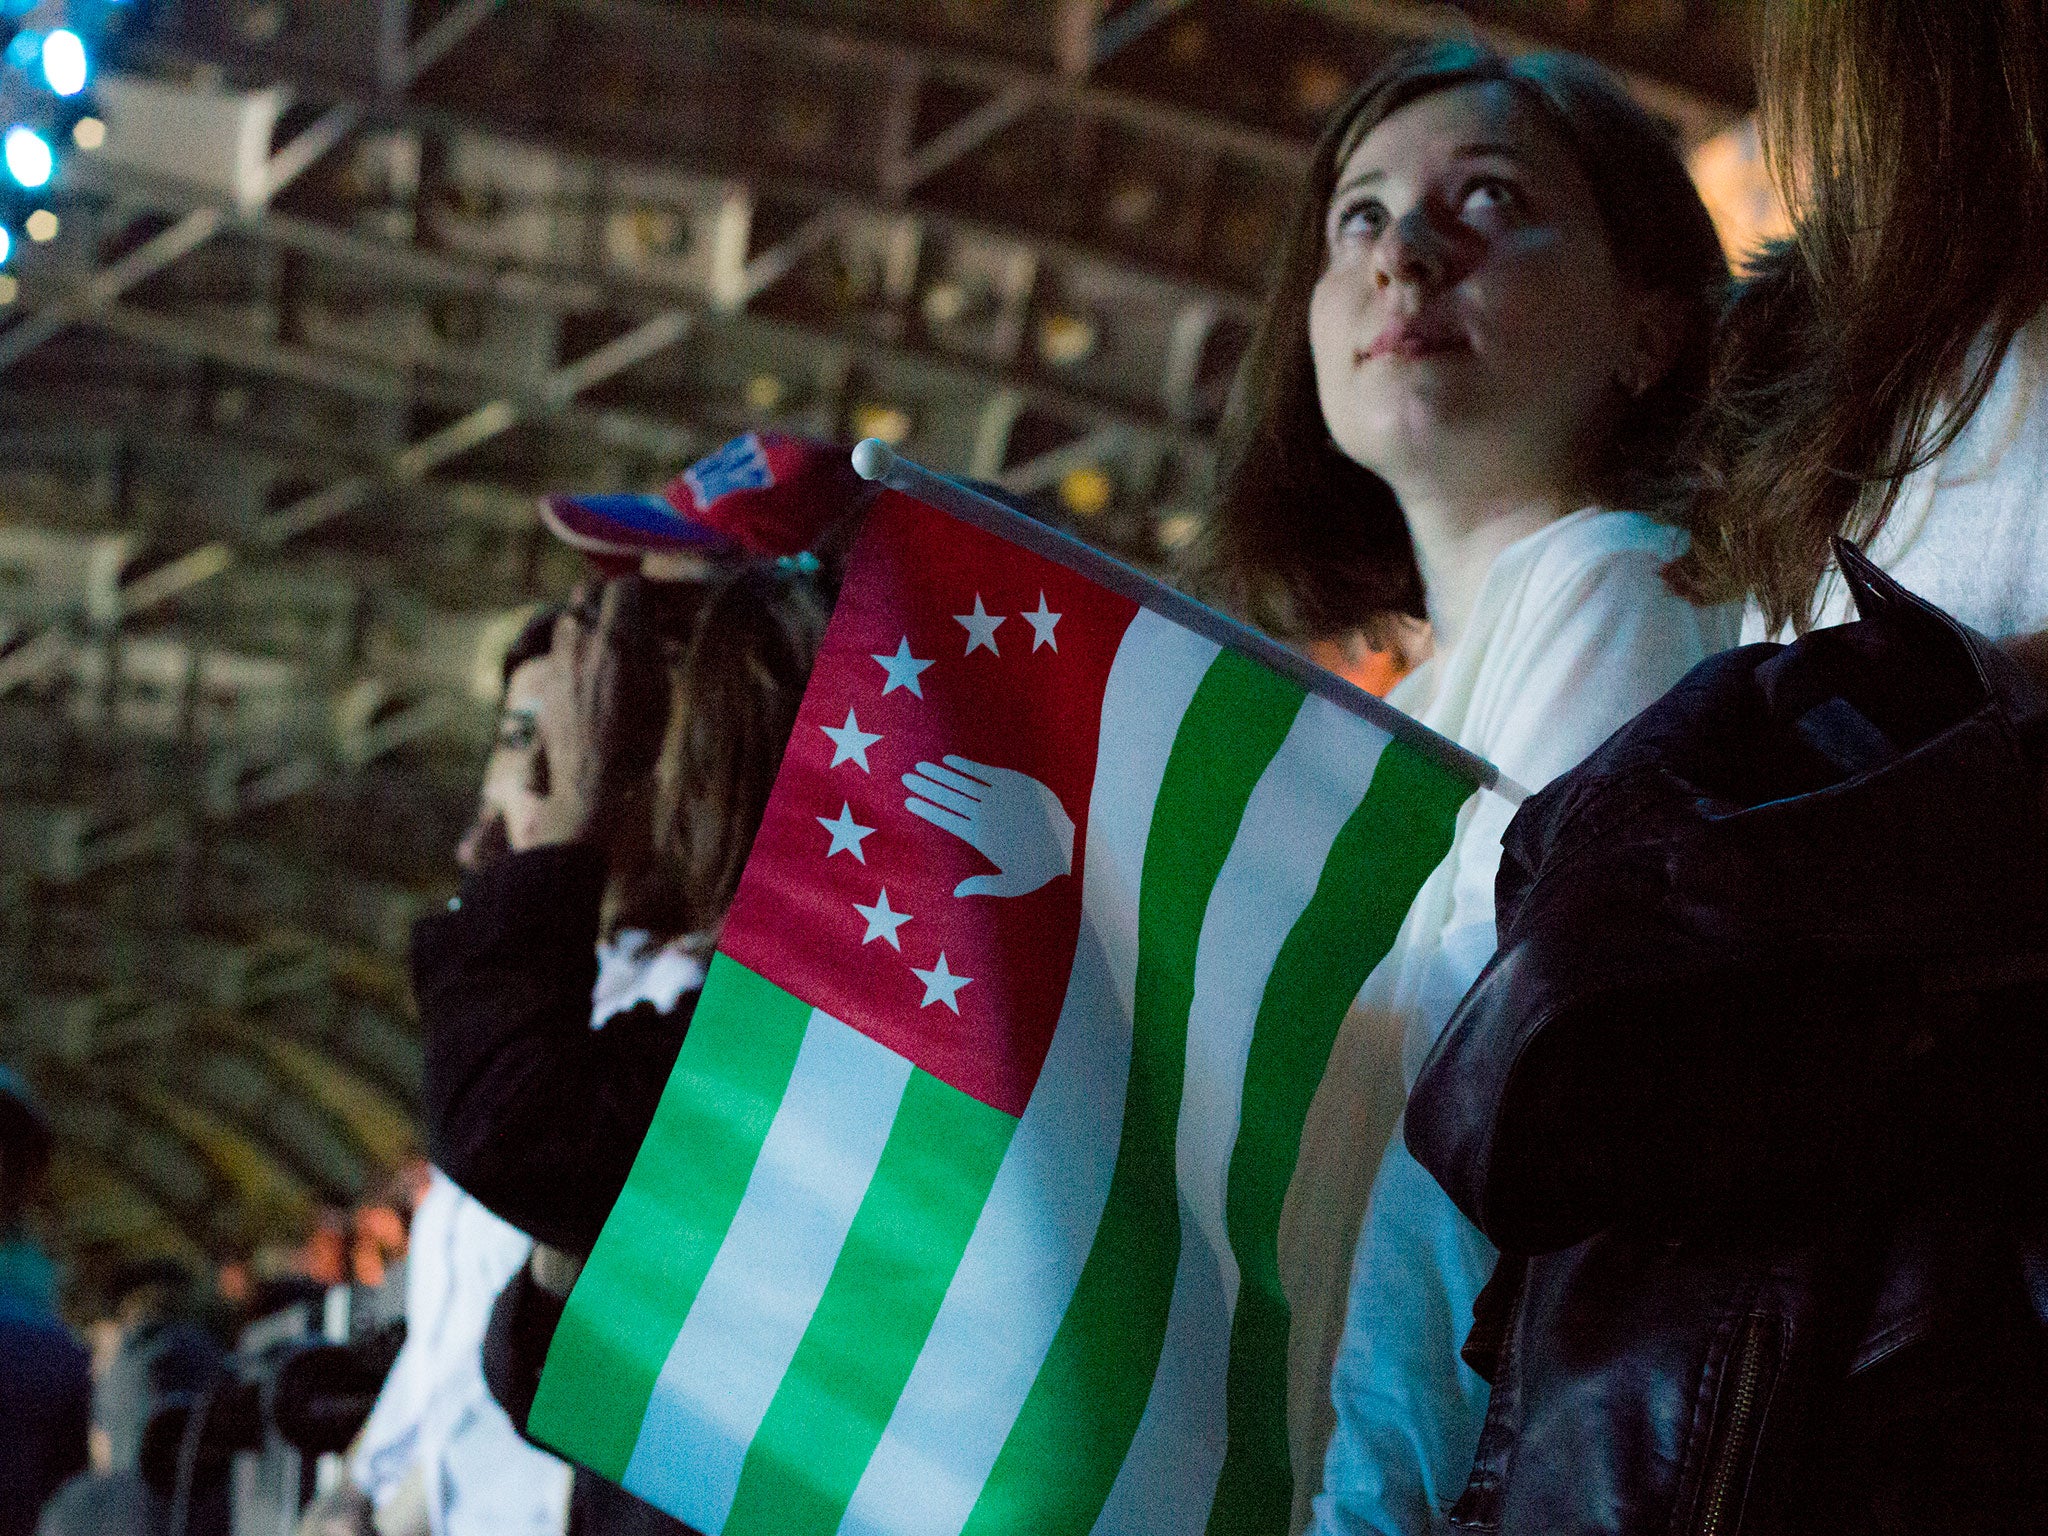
top-left (1697, 1314), bottom-right (1773, 1536)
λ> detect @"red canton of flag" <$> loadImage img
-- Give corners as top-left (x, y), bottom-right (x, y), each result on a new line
top-left (718, 489), bottom-right (1140, 1116)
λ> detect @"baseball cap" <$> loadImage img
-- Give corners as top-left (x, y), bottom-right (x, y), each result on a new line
top-left (539, 431), bottom-right (869, 573)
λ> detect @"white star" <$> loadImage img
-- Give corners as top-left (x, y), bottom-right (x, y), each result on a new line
top-left (954, 594), bottom-right (1005, 656)
top-left (817, 802), bottom-right (875, 863)
top-left (821, 709), bottom-right (883, 772)
top-left (911, 952), bottom-right (972, 1014)
top-left (872, 638), bottom-right (934, 697)
top-left (853, 888), bottom-right (913, 950)
top-left (1024, 591), bottom-right (1061, 652)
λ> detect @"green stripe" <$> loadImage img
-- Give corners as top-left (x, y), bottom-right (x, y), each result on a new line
top-left (529, 955), bottom-right (814, 1480)
top-left (961, 650), bottom-right (1307, 1536)
top-left (719, 1068), bottom-right (1018, 1536)
top-left (1208, 741), bottom-right (1475, 1533)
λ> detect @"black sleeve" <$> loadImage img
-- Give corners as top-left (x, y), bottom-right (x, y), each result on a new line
top-left (483, 1270), bottom-right (703, 1536)
top-left (481, 1264), bottom-right (564, 1441)
top-left (1, 1320), bottom-right (88, 1535)
top-left (415, 845), bottom-right (697, 1252)
top-left (51, 1347), bottom-right (89, 1493)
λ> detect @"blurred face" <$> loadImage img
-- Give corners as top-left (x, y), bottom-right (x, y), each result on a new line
top-left (1309, 81), bottom-right (1651, 508)
top-left (456, 655), bottom-right (547, 870)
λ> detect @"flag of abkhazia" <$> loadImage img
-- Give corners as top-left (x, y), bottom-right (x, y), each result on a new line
top-left (525, 448), bottom-right (1497, 1536)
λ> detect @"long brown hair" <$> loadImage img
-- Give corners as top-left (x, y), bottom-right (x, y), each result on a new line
top-left (642, 563), bottom-right (830, 942)
top-left (1671, 0), bottom-right (2048, 631)
top-left (1196, 41), bottom-right (1728, 644)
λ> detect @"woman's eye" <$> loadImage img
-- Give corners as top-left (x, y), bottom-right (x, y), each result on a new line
top-left (1330, 197), bottom-right (1387, 244)
top-left (497, 711), bottom-right (538, 750)
top-left (1459, 177), bottom-right (1523, 222)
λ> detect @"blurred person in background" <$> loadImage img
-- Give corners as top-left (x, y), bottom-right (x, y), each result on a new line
top-left (332, 1167), bottom-right (575, 1536)
top-left (1198, 39), bottom-right (1738, 1534)
top-left (309, 611), bottom-right (580, 1536)
top-left (417, 436), bottom-right (861, 1256)
top-left (79, 1261), bottom-right (205, 1480)
top-left (1675, 0), bottom-right (2048, 650)
top-left (38, 1307), bottom-right (225, 1536)
top-left (0, 1069), bottom-right (89, 1536)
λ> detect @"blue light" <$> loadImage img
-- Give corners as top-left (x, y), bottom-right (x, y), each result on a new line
top-left (3, 32), bottom-right (38, 71)
top-left (5, 127), bottom-right (52, 189)
top-left (0, 227), bottom-right (13, 266)
top-left (42, 30), bottom-right (86, 96)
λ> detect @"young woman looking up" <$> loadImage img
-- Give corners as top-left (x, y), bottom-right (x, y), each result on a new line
top-left (1198, 43), bottom-right (1741, 1534)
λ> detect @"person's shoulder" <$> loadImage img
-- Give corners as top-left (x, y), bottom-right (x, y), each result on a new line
top-left (1518, 508), bottom-right (1688, 596)
top-left (1483, 509), bottom-right (1740, 667)
top-left (33, 1471), bottom-right (91, 1536)
top-left (0, 1293), bottom-right (88, 1369)
top-left (1471, 511), bottom-right (1694, 648)
top-left (36, 1471), bottom-right (151, 1536)
top-left (1528, 509), bottom-right (1748, 636)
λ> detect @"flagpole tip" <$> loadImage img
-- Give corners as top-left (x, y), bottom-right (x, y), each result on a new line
top-left (851, 437), bottom-right (896, 482)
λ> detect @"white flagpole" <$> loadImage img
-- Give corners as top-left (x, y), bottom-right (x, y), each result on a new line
top-left (850, 439), bottom-right (1527, 804)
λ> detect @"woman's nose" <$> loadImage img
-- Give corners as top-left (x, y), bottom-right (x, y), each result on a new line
top-left (1376, 205), bottom-right (1469, 292)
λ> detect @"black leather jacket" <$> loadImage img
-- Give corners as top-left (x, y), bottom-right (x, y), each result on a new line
top-left (1407, 545), bottom-right (2048, 1534)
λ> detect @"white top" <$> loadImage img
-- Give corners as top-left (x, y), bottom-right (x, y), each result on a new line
top-left (1299, 509), bottom-right (1743, 1536)
top-left (353, 931), bottom-right (706, 1536)
top-left (1749, 306), bottom-right (2048, 642)
top-left (592, 929), bottom-right (708, 1026)
top-left (354, 1171), bottom-right (571, 1536)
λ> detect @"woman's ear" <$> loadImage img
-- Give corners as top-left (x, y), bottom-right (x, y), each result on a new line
top-left (1616, 289), bottom-right (1691, 399)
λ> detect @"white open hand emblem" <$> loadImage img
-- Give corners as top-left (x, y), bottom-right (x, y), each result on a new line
top-left (903, 755), bottom-right (1075, 899)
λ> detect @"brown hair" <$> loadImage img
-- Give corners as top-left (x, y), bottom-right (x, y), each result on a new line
top-left (635, 563), bottom-right (830, 942)
top-left (1671, 0), bottom-right (2048, 631)
top-left (1195, 41), bottom-right (1729, 644)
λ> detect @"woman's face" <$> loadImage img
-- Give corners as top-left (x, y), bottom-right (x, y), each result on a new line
top-left (1309, 81), bottom-right (1652, 507)
top-left (457, 654), bottom-right (548, 869)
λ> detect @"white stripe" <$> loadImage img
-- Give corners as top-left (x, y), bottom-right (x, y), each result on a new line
top-left (622, 1009), bottom-right (911, 1534)
top-left (1092, 696), bottom-right (1391, 1536)
top-left (837, 608), bottom-right (1220, 1536)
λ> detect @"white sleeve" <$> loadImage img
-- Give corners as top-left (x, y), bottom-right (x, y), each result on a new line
top-left (1310, 1126), bottom-right (1496, 1536)
top-left (1316, 537), bottom-right (1735, 1536)
top-left (1483, 537), bottom-right (1730, 790)
top-left (1413, 540), bottom-right (1734, 1081)
top-left (353, 1175), bottom-right (459, 1500)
